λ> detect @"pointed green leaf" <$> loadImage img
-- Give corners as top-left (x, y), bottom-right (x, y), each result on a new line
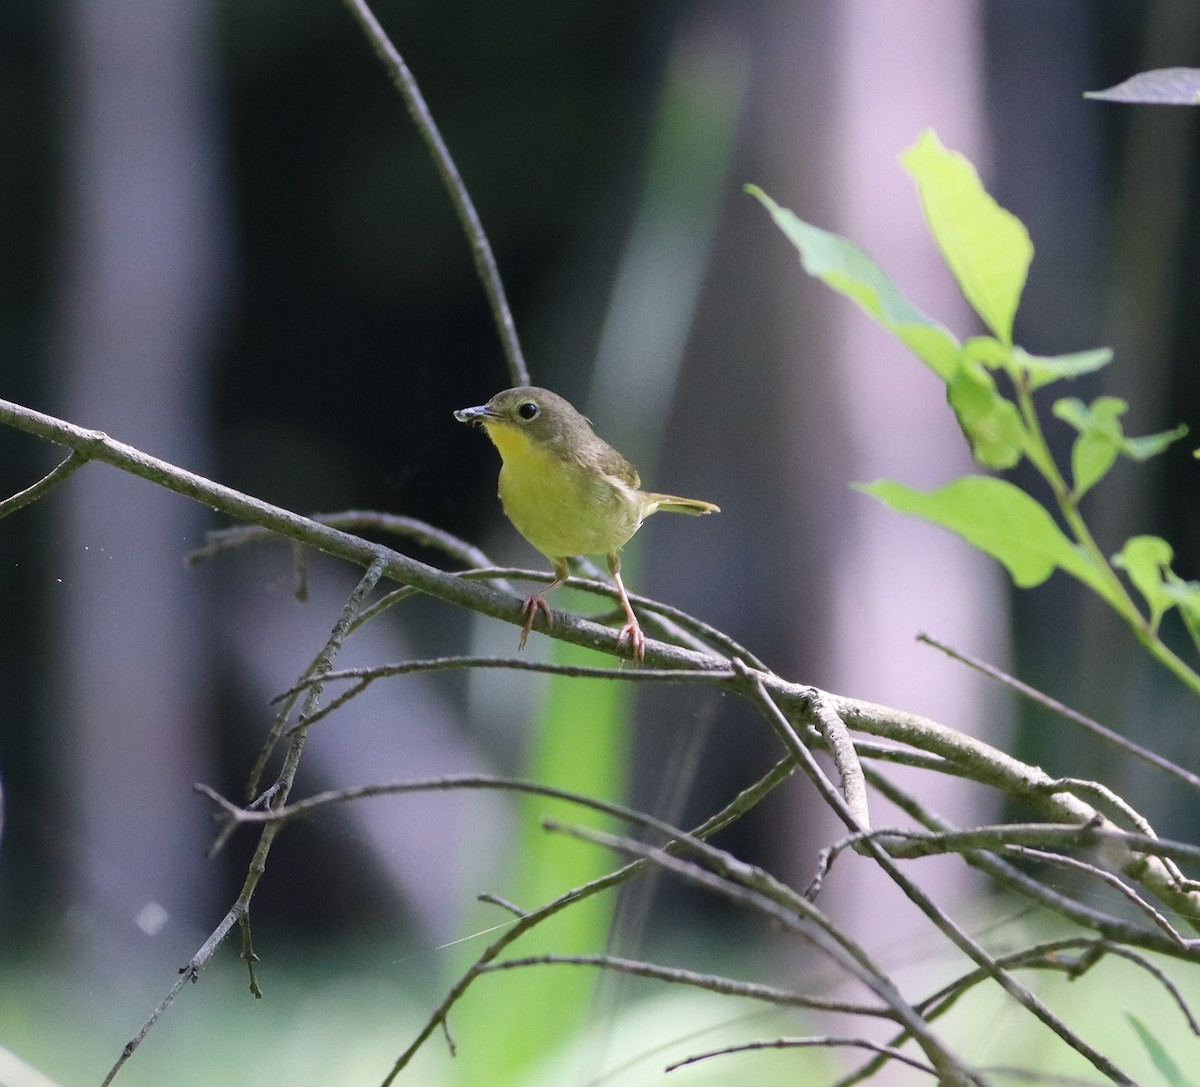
top-left (1013, 346), bottom-right (1114, 390)
top-left (1124, 423), bottom-right (1190, 461)
top-left (858, 476), bottom-right (1108, 596)
top-left (1127, 1013), bottom-right (1199, 1087)
top-left (747, 184), bottom-right (961, 380)
top-left (1163, 574), bottom-right (1200, 657)
top-left (946, 361), bottom-right (1027, 468)
top-left (901, 130), bottom-right (1033, 345)
top-left (1053, 396), bottom-right (1101, 432)
top-left (1113, 536), bottom-right (1174, 627)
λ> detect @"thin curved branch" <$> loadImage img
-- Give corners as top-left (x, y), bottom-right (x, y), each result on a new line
top-left (0, 450), bottom-right (87, 518)
top-left (339, 0), bottom-right (527, 384)
top-left (837, 937), bottom-right (1172, 1087)
top-left (189, 511), bottom-right (497, 571)
top-left (809, 690), bottom-right (870, 830)
top-left (272, 657), bottom-right (735, 732)
top-left (666, 1035), bottom-right (938, 1077)
top-left (480, 953), bottom-right (887, 1015)
top-left (920, 631), bottom-right (1200, 793)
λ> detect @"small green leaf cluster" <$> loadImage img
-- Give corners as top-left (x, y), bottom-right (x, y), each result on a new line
top-left (748, 130), bottom-right (1200, 693)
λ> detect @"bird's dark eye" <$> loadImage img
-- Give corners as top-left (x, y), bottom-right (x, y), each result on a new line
top-left (517, 401), bottom-right (539, 421)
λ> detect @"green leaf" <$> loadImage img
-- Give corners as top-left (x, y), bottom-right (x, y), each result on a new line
top-left (1054, 396), bottom-right (1189, 498)
top-left (1055, 395), bottom-right (1126, 498)
top-left (1113, 536), bottom-right (1175, 628)
top-left (1127, 1013), bottom-right (1199, 1087)
top-left (1163, 575), bottom-right (1200, 657)
top-left (1158, 566), bottom-right (1200, 646)
top-left (746, 184), bottom-right (961, 380)
top-left (901, 130), bottom-right (1033, 345)
top-left (946, 361), bottom-right (1027, 468)
top-left (1054, 395), bottom-right (1127, 432)
top-left (1013, 345), bottom-right (1114, 390)
top-left (962, 336), bottom-right (1011, 369)
top-left (858, 476), bottom-right (1109, 596)
top-left (1124, 423), bottom-right (1190, 461)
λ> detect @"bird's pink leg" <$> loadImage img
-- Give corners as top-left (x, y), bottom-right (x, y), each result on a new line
top-left (607, 553), bottom-right (645, 661)
top-left (519, 558), bottom-right (569, 650)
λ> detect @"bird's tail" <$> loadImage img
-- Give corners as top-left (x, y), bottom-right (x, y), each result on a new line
top-left (643, 493), bottom-right (720, 516)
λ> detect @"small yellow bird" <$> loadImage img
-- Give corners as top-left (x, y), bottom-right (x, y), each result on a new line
top-left (455, 386), bottom-right (719, 660)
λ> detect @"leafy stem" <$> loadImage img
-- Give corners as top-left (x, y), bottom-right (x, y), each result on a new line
top-left (750, 128), bottom-right (1200, 700)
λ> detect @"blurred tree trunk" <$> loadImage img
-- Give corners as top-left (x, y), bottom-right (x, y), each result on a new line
top-left (818, 0), bottom-right (1006, 965)
top-left (54, 0), bottom-right (228, 968)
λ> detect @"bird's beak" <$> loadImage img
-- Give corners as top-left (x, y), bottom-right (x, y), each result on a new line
top-left (453, 404), bottom-right (492, 426)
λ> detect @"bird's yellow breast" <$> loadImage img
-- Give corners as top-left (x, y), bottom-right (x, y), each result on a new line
top-left (483, 421), bottom-right (643, 560)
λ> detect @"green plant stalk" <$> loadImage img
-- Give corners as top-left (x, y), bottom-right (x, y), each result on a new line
top-left (1014, 376), bottom-right (1200, 700)
top-left (451, 635), bottom-right (628, 1087)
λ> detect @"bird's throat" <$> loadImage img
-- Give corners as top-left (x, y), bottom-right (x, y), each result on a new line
top-left (482, 420), bottom-right (538, 465)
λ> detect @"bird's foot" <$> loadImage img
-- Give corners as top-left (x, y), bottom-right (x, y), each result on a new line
top-left (616, 618), bottom-right (645, 662)
top-left (519, 593), bottom-right (553, 650)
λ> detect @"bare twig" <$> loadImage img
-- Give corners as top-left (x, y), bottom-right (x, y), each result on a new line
top-left (666, 1034), bottom-right (938, 1077)
top-left (839, 937), bottom-right (1167, 1087)
top-left (0, 450), bottom-right (87, 518)
top-left (1005, 844), bottom-right (1191, 948)
top-left (809, 690), bottom-right (870, 830)
top-left (338, 0), bottom-right (528, 384)
top-left (919, 631), bottom-right (1200, 793)
top-left (189, 511), bottom-right (497, 571)
top-left (480, 953), bottom-right (883, 1014)
top-left (271, 656), bottom-right (735, 732)
top-left (477, 892), bottom-right (527, 918)
top-left (99, 909), bottom-right (240, 1087)
top-left (877, 822), bottom-right (1200, 881)
top-left (827, 688), bottom-right (1200, 922)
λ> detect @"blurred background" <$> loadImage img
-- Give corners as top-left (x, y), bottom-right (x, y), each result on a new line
top-left (2, 0), bottom-right (1200, 1083)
